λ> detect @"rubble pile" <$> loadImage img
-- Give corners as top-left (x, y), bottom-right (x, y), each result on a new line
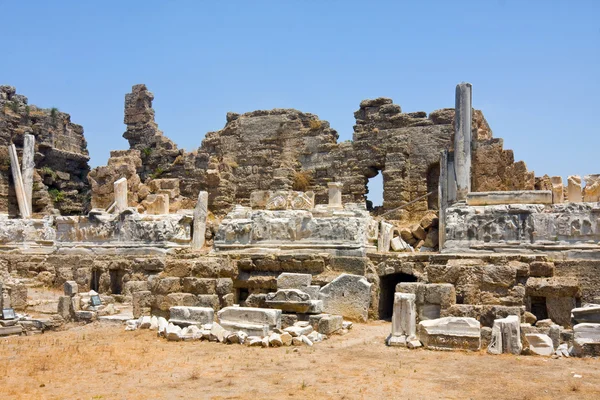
top-left (125, 305), bottom-right (351, 348)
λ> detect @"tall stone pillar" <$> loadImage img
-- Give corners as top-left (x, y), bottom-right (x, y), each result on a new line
top-left (454, 82), bottom-right (472, 201)
top-left (113, 177), bottom-right (128, 213)
top-left (567, 175), bottom-right (582, 203)
top-left (22, 134), bottom-right (35, 211)
top-left (192, 191), bottom-right (208, 250)
top-left (328, 182), bottom-right (343, 209)
top-left (8, 144), bottom-right (31, 218)
top-left (388, 292), bottom-right (417, 346)
top-left (438, 150), bottom-right (448, 250)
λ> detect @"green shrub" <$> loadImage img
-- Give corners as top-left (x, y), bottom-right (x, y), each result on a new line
top-left (48, 188), bottom-right (65, 202)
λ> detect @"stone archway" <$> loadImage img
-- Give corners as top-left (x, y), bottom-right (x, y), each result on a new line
top-left (378, 272), bottom-right (417, 320)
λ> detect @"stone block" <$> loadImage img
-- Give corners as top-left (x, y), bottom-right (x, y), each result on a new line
top-left (75, 310), bottom-right (96, 322)
top-left (318, 315), bottom-right (343, 335)
top-left (466, 191), bottom-right (552, 205)
top-left (303, 285), bottom-right (320, 300)
top-left (217, 306), bottom-right (281, 330)
top-left (265, 289), bottom-right (312, 312)
top-left (277, 273), bottom-right (312, 289)
top-left (525, 333), bottom-right (554, 356)
top-left (181, 278), bottom-right (217, 295)
top-left (282, 314), bottom-right (299, 329)
top-left (219, 320), bottom-right (269, 337)
top-left (571, 305), bottom-right (600, 324)
top-left (132, 291), bottom-right (153, 318)
top-left (488, 315), bottom-right (522, 355)
top-left (417, 317), bottom-right (481, 351)
top-left (169, 306), bottom-right (214, 327)
top-left (319, 274), bottom-right (372, 322)
top-left (196, 294), bottom-right (220, 310)
top-left (57, 296), bottom-right (73, 320)
top-left (64, 281), bottom-right (78, 297)
top-left (528, 262), bottom-right (555, 278)
top-left (546, 296), bottom-right (576, 327)
top-left (391, 236), bottom-right (413, 252)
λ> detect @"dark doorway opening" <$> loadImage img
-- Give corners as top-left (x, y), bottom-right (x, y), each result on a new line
top-left (90, 270), bottom-right (100, 292)
top-left (236, 288), bottom-right (249, 304)
top-left (109, 270), bottom-right (125, 295)
top-left (427, 163), bottom-right (440, 210)
top-left (379, 272), bottom-right (418, 320)
top-left (529, 296), bottom-right (548, 321)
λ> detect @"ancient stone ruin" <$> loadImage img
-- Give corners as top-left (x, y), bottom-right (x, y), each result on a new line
top-left (1, 81), bottom-right (600, 358)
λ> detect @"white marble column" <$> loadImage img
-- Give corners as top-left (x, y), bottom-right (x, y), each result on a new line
top-left (22, 134), bottom-right (35, 212)
top-left (113, 177), bottom-right (128, 213)
top-left (454, 83), bottom-right (472, 201)
top-left (192, 191), bottom-right (208, 250)
top-left (388, 292), bottom-right (417, 346)
top-left (8, 144), bottom-right (31, 218)
top-left (328, 182), bottom-right (343, 209)
top-left (378, 221), bottom-right (394, 252)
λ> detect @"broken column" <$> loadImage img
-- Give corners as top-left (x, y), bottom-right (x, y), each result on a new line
top-left (327, 182), bottom-right (343, 209)
top-left (454, 82), bottom-right (472, 201)
top-left (387, 292), bottom-right (417, 346)
top-left (550, 176), bottom-right (564, 203)
top-left (378, 221), bottom-right (394, 252)
top-left (113, 177), bottom-right (128, 213)
top-left (488, 315), bottom-right (522, 355)
top-left (567, 175), bottom-right (582, 203)
top-left (8, 144), bottom-right (31, 218)
top-left (191, 191), bottom-right (208, 250)
top-left (22, 134), bottom-right (35, 211)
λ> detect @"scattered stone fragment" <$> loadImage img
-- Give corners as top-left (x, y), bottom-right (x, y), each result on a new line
top-left (269, 333), bottom-right (283, 347)
top-left (284, 324), bottom-right (313, 337)
top-left (139, 316), bottom-right (152, 329)
top-left (125, 319), bottom-right (138, 331)
top-left (166, 323), bottom-right (182, 341)
top-left (300, 335), bottom-right (313, 347)
top-left (157, 317), bottom-right (168, 336)
top-left (210, 322), bottom-right (227, 342)
top-left (281, 332), bottom-right (292, 346)
top-left (292, 337), bottom-right (303, 346)
top-left (407, 340), bottom-right (422, 349)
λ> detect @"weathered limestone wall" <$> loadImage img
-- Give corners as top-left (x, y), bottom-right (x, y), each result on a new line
top-left (0, 86), bottom-right (90, 216)
top-left (90, 84), bottom-right (537, 225)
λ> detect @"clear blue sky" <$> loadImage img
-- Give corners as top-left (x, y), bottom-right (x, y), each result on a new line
top-left (2, 1), bottom-right (599, 205)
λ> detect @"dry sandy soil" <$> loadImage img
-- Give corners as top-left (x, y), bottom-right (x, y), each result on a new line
top-left (1, 321), bottom-right (599, 400)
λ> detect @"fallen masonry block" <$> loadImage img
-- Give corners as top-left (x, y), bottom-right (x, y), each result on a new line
top-left (573, 324), bottom-right (600, 358)
top-left (169, 306), bottom-right (214, 327)
top-left (74, 311), bottom-right (96, 322)
top-left (277, 273), bottom-right (312, 289)
top-left (571, 305), bottom-right (600, 324)
top-left (525, 333), bottom-right (554, 356)
top-left (318, 315), bottom-right (343, 335)
top-left (488, 315), bottom-right (522, 355)
top-left (319, 274), bottom-right (372, 322)
top-left (265, 289), bottom-right (323, 313)
top-left (247, 336), bottom-right (263, 347)
top-left (219, 321), bottom-right (269, 337)
top-left (210, 322), bottom-right (227, 342)
top-left (180, 325), bottom-right (203, 340)
top-left (217, 307), bottom-right (281, 336)
top-left (418, 317), bottom-right (481, 351)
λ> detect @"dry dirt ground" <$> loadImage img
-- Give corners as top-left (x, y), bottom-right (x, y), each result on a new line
top-left (1, 321), bottom-right (599, 400)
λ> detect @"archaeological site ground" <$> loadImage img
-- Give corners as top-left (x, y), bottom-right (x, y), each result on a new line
top-left (1, 82), bottom-right (600, 399)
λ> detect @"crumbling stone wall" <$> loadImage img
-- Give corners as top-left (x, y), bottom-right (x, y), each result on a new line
top-left (92, 84), bottom-right (537, 224)
top-left (0, 86), bottom-right (90, 216)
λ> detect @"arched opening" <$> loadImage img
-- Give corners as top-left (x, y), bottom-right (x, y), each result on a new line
top-left (365, 167), bottom-right (384, 212)
top-left (426, 163), bottom-right (440, 210)
top-left (378, 272), bottom-right (418, 320)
